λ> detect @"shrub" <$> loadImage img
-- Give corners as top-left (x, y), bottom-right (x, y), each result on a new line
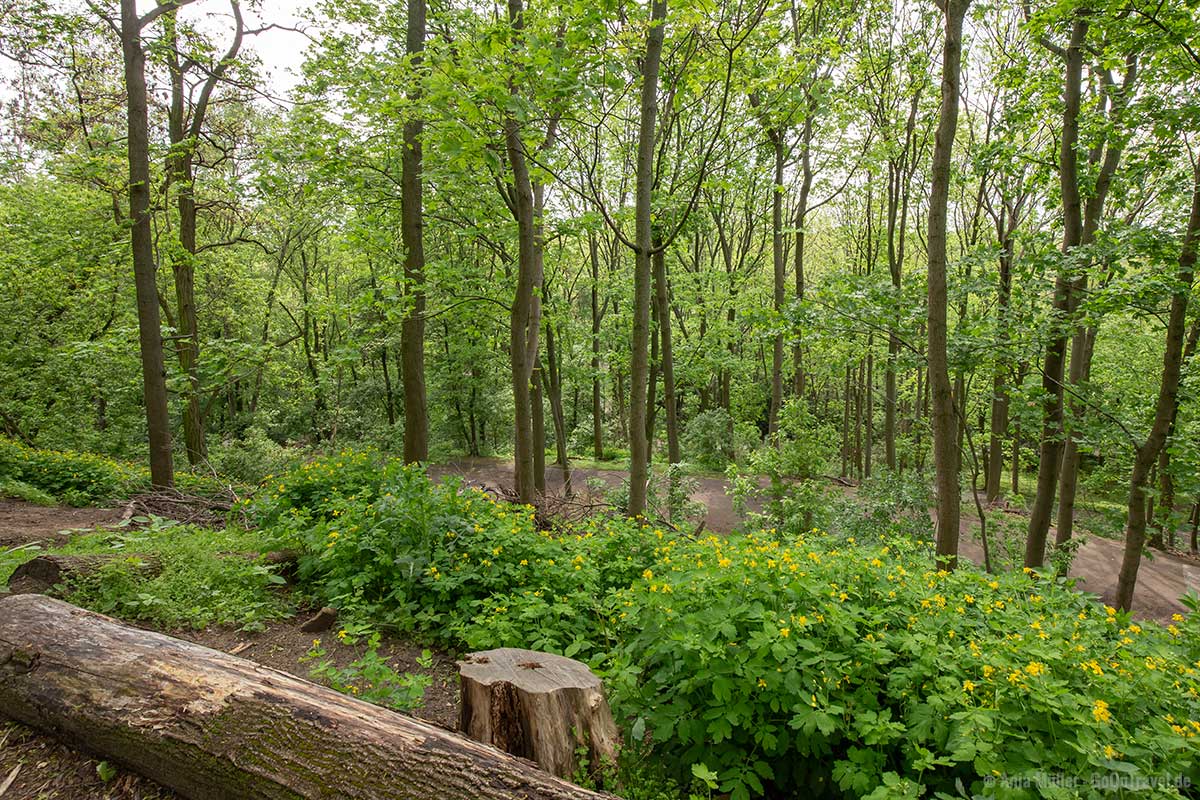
top-left (0, 436), bottom-right (142, 504)
top-left (0, 437), bottom-right (234, 506)
top-left (0, 477), bottom-right (57, 506)
top-left (209, 427), bottom-right (302, 485)
top-left (683, 409), bottom-right (738, 471)
top-left (610, 532), bottom-right (1200, 799)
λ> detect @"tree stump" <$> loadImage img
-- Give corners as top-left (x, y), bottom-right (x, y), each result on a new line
top-left (458, 648), bottom-right (619, 780)
top-left (0, 595), bottom-right (614, 800)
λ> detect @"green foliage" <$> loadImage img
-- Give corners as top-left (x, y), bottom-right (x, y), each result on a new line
top-left (18, 518), bottom-right (293, 630)
top-left (258, 449), bottom-right (656, 653)
top-left (683, 409), bottom-right (744, 471)
top-left (830, 468), bottom-right (933, 544)
top-left (0, 477), bottom-right (57, 506)
top-left (208, 427), bottom-right (302, 485)
top-left (302, 633), bottom-right (431, 711)
top-left (611, 531), bottom-right (1200, 799)
top-left (260, 457), bottom-right (1200, 799)
top-left (0, 436), bottom-right (143, 505)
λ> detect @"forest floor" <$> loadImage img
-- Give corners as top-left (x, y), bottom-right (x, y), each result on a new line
top-left (0, 499), bottom-right (461, 800)
top-left (2, 462), bottom-right (1199, 798)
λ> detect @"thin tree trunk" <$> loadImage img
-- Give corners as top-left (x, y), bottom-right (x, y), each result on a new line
top-left (1115, 165), bottom-right (1199, 611)
top-left (628, 0), bottom-right (667, 516)
top-left (928, 0), bottom-right (970, 568)
top-left (120, 0), bottom-right (173, 488)
top-left (985, 226), bottom-right (1014, 500)
top-left (768, 133), bottom-right (785, 437)
top-left (589, 233), bottom-right (604, 460)
top-left (1025, 17), bottom-right (1088, 568)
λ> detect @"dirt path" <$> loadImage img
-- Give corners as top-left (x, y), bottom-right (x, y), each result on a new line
top-left (429, 456), bottom-right (753, 532)
top-left (0, 498), bottom-right (123, 550)
top-left (957, 515), bottom-right (1200, 622)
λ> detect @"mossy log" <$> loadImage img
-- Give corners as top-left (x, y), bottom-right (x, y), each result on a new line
top-left (0, 595), bottom-right (615, 800)
top-left (459, 648), bottom-right (619, 780)
top-left (6, 553), bottom-right (162, 595)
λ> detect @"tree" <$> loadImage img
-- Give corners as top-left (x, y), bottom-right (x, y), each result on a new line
top-left (401, 0), bottom-right (428, 463)
top-left (118, 0), bottom-right (190, 488)
top-left (927, 0), bottom-right (970, 567)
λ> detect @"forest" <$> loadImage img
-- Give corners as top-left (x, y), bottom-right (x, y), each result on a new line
top-left (1, 0), bottom-right (1199, 798)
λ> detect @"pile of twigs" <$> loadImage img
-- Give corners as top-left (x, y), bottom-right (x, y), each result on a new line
top-left (119, 489), bottom-right (247, 529)
top-left (491, 484), bottom-right (615, 529)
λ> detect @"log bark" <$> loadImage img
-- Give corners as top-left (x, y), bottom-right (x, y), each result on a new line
top-left (459, 648), bottom-right (618, 781)
top-left (7, 554), bottom-right (162, 595)
top-left (0, 595), bottom-right (613, 800)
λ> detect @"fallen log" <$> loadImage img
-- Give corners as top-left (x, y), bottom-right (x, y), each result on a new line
top-left (0, 595), bottom-right (615, 800)
top-left (6, 553), bottom-right (161, 595)
top-left (459, 648), bottom-right (619, 780)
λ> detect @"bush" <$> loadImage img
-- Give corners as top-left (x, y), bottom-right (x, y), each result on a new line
top-left (209, 427), bottom-right (302, 485)
top-left (683, 409), bottom-right (738, 471)
top-left (0, 477), bottom-right (57, 506)
top-left (610, 532), bottom-right (1200, 799)
top-left (0, 436), bottom-right (143, 505)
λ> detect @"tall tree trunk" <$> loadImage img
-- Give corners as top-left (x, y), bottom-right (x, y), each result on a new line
top-left (1025, 17), bottom-right (1088, 568)
top-left (401, 0), bottom-right (429, 463)
top-left (504, 0), bottom-right (542, 504)
top-left (1056, 55), bottom-right (1137, 547)
top-left (627, 0), bottom-right (667, 516)
top-left (543, 321), bottom-right (572, 496)
top-left (1115, 165), bottom-right (1199, 611)
top-left (589, 233), bottom-right (604, 460)
top-left (928, 0), bottom-right (970, 568)
top-left (652, 243), bottom-right (680, 466)
top-left (768, 133), bottom-right (785, 437)
top-left (532, 360), bottom-right (546, 496)
top-left (120, 0), bottom-right (173, 488)
top-left (985, 225), bottom-right (1014, 500)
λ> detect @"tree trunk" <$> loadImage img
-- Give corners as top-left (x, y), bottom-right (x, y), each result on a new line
top-left (458, 648), bottom-right (618, 781)
top-left (0, 595), bottom-right (611, 800)
top-left (1114, 166), bottom-right (1199, 611)
top-left (984, 227), bottom-right (1013, 501)
top-left (589, 234), bottom-right (604, 460)
top-left (543, 322), bottom-right (572, 496)
top-left (652, 243), bottom-right (679, 467)
top-left (768, 134), bottom-right (785, 437)
top-left (928, 0), bottom-right (970, 569)
top-left (627, 0), bottom-right (667, 517)
top-left (120, 0), bottom-right (173, 489)
top-left (1025, 17), bottom-right (1088, 568)
top-left (401, 0), bottom-right (430, 464)
top-left (505, 0), bottom-right (542, 505)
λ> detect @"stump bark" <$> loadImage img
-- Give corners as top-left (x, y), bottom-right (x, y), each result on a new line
top-left (6, 553), bottom-right (161, 595)
top-left (459, 648), bottom-right (619, 780)
top-left (0, 595), bottom-right (613, 800)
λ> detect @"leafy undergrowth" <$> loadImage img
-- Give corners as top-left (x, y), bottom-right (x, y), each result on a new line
top-left (250, 450), bottom-right (1200, 800)
top-left (0, 436), bottom-right (233, 506)
top-left (1, 517), bottom-right (293, 631)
